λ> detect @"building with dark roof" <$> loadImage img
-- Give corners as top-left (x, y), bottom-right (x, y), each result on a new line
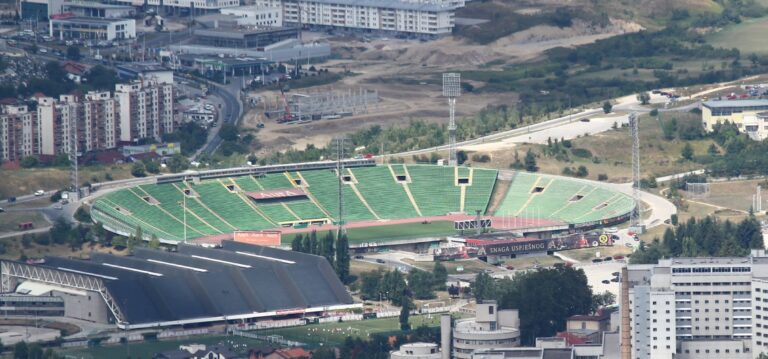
top-left (0, 241), bottom-right (358, 329)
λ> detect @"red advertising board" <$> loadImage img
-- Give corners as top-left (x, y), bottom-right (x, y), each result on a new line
top-left (233, 230), bottom-right (282, 246)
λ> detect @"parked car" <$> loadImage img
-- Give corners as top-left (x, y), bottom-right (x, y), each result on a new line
top-left (592, 258), bottom-right (603, 263)
top-left (0, 207), bottom-right (4, 213)
top-left (506, 265), bottom-right (515, 270)
top-left (614, 255), bottom-right (625, 261)
top-left (612, 272), bottom-right (620, 277)
top-left (601, 280), bottom-right (610, 284)
top-left (353, 255), bottom-right (364, 259)
top-left (375, 259), bottom-right (385, 264)
top-left (7, 197), bottom-right (15, 203)
top-left (34, 190), bottom-right (44, 196)
top-left (604, 256), bottom-right (613, 261)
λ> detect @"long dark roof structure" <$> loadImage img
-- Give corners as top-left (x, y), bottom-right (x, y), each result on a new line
top-left (19, 241), bottom-right (355, 328)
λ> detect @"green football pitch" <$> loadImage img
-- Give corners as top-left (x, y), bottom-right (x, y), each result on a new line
top-left (281, 221), bottom-right (457, 245)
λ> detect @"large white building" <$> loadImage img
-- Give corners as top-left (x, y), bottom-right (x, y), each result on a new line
top-left (0, 104), bottom-right (38, 162)
top-left (626, 251), bottom-right (768, 359)
top-left (50, 16), bottom-right (136, 41)
top-left (221, 5), bottom-right (283, 27)
top-left (115, 80), bottom-right (175, 143)
top-left (444, 301), bottom-right (521, 359)
top-left (253, 0), bottom-right (462, 36)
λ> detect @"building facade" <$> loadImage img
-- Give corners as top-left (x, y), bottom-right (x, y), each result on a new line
top-left (1, 81), bottom-right (174, 164)
top-left (390, 343), bottom-right (442, 359)
top-left (448, 301), bottom-right (521, 359)
top-left (62, 2), bottom-right (136, 18)
top-left (220, 5), bottom-right (283, 27)
top-left (254, 0), bottom-right (461, 36)
top-left (626, 252), bottom-right (768, 359)
top-left (701, 99), bottom-right (768, 133)
top-left (50, 16), bottom-right (136, 41)
top-left (0, 104), bottom-right (38, 162)
top-left (115, 80), bottom-right (175, 143)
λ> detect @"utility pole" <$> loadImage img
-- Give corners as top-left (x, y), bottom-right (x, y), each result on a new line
top-left (629, 113), bottom-right (641, 228)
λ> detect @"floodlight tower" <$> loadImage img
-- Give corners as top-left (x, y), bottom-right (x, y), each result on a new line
top-left (629, 113), bottom-right (641, 227)
top-left (442, 73), bottom-right (461, 166)
top-left (332, 137), bottom-right (348, 236)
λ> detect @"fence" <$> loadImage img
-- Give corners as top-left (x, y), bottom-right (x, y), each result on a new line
top-left (230, 329), bottom-right (306, 347)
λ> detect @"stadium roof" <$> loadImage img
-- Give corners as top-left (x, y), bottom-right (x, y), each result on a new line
top-left (33, 241), bottom-right (354, 327)
top-left (702, 99), bottom-right (768, 108)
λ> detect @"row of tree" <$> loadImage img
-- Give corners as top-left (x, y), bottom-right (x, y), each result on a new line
top-left (470, 265), bottom-right (611, 345)
top-left (358, 262), bottom-right (448, 304)
top-left (631, 215), bottom-right (764, 264)
top-left (290, 231), bottom-right (351, 284)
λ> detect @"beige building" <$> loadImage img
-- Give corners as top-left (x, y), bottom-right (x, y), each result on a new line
top-left (115, 80), bottom-right (175, 143)
top-left (391, 343), bottom-right (442, 359)
top-left (701, 99), bottom-right (768, 133)
top-left (0, 104), bottom-right (38, 162)
top-left (447, 301), bottom-right (520, 359)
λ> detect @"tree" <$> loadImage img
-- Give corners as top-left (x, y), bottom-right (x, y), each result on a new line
top-left (576, 165), bottom-right (589, 178)
top-left (166, 154), bottom-right (189, 173)
top-left (335, 233), bottom-right (351, 283)
top-left (456, 150), bottom-right (468, 165)
top-left (681, 142), bottom-right (694, 161)
top-left (707, 143), bottom-right (720, 155)
top-left (291, 234), bottom-right (303, 251)
top-left (591, 291), bottom-right (616, 312)
top-left (219, 123), bottom-right (239, 141)
top-left (360, 269), bottom-right (384, 300)
top-left (112, 236), bottom-right (128, 249)
top-left (408, 270), bottom-right (436, 299)
top-left (399, 296), bottom-right (412, 331)
top-left (313, 348), bottom-right (336, 359)
top-left (143, 159), bottom-right (160, 174)
top-left (636, 92), bottom-right (651, 105)
top-left (432, 262), bottom-right (448, 290)
top-left (131, 161), bottom-right (146, 177)
top-left (472, 271), bottom-right (495, 302)
top-left (149, 234), bottom-right (160, 249)
top-left (66, 46), bottom-right (81, 60)
top-left (524, 149), bottom-right (538, 172)
top-left (86, 65), bottom-right (119, 90)
top-left (602, 101), bottom-right (612, 114)
top-left (13, 341), bottom-right (28, 359)
top-left (20, 156), bottom-right (38, 168)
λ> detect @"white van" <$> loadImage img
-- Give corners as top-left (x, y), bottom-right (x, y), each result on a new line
top-left (34, 190), bottom-right (44, 196)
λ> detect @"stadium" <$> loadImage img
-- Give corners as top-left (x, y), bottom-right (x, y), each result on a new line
top-left (89, 159), bottom-right (636, 246)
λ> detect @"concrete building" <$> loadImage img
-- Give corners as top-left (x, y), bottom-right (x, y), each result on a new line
top-left (254, 0), bottom-right (462, 36)
top-left (20, 0), bottom-right (65, 19)
top-left (50, 16), bottom-right (136, 41)
top-left (82, 91), bottom-right (120, 151)
top-left (115, 80), bottom-right (175, 143)
top-left (391, 343), bottom-right (442, 359)
top-left (221, 5), bottom-right (283, 27)
top-left (0, 104), bottom-right (38, 162)
top-left (701, 99), bottom-right (768, 133)
top-left (112, 0), bottom-right (239, 13)
top-left (36, 94), bottom-right (79, 157)
top-left (626, 251), bottom-right (768, 359)
top-left (444, 301), bottom-right (521, 359)
top-left (193, 26), bottom-right (298, 48)
top-left (62, 1), bottom-right (136, 18)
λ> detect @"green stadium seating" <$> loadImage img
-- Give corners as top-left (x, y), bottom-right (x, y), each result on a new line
top-left (349, 167), bottom-right (418, 219)
top-left (300, 169), bottom-right (376, 221)
top-left (190, 181), bottom-right (274, 229)
top-left (285, 200), bottom-right (328, 220)
top-left (464, 168), bottom-right (498, 214)
top-left (259, 203), bottom-right (299, 224)
top-left (256, 173), bottom-right (295, 189)
top-left (495, 172), bottom-right (539, 216)
top-left (233, 176), bottom-right (262, 192)
top-left (137, 185), bottom-right (223, 236)
top-left (406, 165), bottom-right (461, 216)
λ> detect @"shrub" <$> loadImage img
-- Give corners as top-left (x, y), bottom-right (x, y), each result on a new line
top-left (597, 173), bottom-right (608, 181)
top-left (571, 148), bottom-right (593, 158)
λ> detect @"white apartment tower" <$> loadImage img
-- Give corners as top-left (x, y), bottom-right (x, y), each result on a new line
top-left (115, 80), bottom-right (175, 143)
top-left (626, 252), bottom-right (768, 359)
top-left (254, 0), bottom-right (462, 35)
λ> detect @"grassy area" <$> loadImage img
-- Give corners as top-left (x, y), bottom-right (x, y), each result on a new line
top-left (560, 245), bottom-right (633, 262)
top-left (707, 17), bottom-right (768, 55)
top-left (0, 165), bottom-right (133, 199)
top-left (403, 258), bottom-right (499, 275)
top-left (0, 211), bottom-right (49, 234)
top-left (59, 335), bottom-right (270, 359)
top-left (255, 315), bottom-right (444, 348)
top-left (281, 221), bottom-right (456, 245)
top-left (501, 254), bottom-right (564, 269)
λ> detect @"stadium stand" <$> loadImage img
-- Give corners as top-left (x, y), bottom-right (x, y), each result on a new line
top-left (0, 242), bottom-right (355, 329)
top-left (90, 165), bottom-right (631, 243)
top-left (495, 173), bottom-right (634, 224)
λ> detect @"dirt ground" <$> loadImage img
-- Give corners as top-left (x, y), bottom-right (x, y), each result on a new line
top-left (244, 18), bottom-right (642, 154)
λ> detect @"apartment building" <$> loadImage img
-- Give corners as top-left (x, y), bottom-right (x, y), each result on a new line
top-left (0, 104), bottom-right (38, 162)
top-left (626, 252), bottom-right (768, 359)
top-left (221, 5), bottom-right (283, 27)
top-left (1, 81), bottom-right (173, 163)
top-left (253, 0), bottom-right (462, 36)
top-left (115, 80), bottom-right (175, 143)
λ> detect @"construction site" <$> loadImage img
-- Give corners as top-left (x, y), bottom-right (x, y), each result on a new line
top-left (263, 88), bottom-right (379, 124)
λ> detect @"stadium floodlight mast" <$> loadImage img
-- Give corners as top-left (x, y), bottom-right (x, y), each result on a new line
top-left (629, 112), bottom-right (641, 228)
top-left (331, 137), bottom-right (349, 237)
top-left (442, 73), bottom-right (461, 166)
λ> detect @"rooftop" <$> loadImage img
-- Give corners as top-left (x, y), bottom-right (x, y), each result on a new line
top-left (702, 99), bottom-right (768, 108)
top-left (21, 241), bottom-right (354, 327)
top-left (63, 1), bottom-right (134, 9)
top-left (50, 16), bottom-right (133, 24)
top-left (295, 0), bottom-right (458, 12)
